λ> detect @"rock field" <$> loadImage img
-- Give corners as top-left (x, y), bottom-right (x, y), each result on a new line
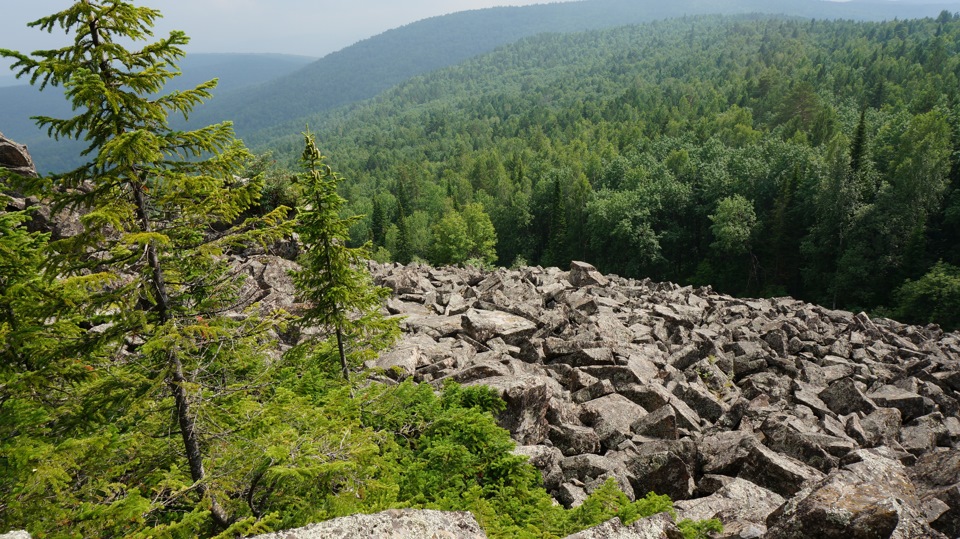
top-left (367, 260), bottom-right (960, 538)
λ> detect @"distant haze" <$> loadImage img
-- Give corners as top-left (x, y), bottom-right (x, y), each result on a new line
top-left (0, 1), bottom-right (559, 79)
top-left (1, 0), bottom-right (959, 84)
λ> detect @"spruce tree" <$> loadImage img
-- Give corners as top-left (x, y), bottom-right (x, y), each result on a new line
top-left (291, 132), bottom-right (397, 383)
top-left (2, 1), bottom-right (292, 532)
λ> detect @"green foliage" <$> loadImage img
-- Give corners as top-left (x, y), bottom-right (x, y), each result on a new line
top-left (895, 261), bottom-right (960, 330)
top-left (1, 1), bottom-right (294, 534)
top-left (431, 203), bottom-right (498, 266)
top-left (291, 132), bottom-right (399, 381)
top-left (259, 13), bottom-right (960, 326)
top-left (710, 195), bottom-right (758, 255)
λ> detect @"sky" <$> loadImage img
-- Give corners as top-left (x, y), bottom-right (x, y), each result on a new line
top-left (1, 1), bottom-right (557, 63)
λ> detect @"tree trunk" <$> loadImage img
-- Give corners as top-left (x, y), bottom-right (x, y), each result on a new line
top-left (133, 182), bottom-right (231, 529)
top-left (169, 350), bottom-right (231, 528)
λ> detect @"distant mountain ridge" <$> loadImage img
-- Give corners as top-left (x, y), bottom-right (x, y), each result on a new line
top-left (0, 53), bottom-right (315, 173)
top-left (3, 0), bottom-right (958, 172)
top-left (192, 0), bottom-right (960, 148)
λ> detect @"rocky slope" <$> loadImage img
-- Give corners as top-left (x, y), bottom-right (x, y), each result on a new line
top-left (8, 130), bottom-right (960, 537)
top-left (369, 260), bottom-right (960, 538)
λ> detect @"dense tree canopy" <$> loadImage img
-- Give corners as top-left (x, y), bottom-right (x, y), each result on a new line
top-left (260, 12), bottom-right (960, 328)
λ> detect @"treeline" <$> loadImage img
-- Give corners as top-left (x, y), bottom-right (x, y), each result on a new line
top-left (261, 13), bottom-right (960, 328)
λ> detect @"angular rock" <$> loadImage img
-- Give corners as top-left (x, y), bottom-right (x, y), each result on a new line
top-left (569, 260), bottom-right (609, 288)
top-left (630, 404), bottom-right (678, 440)
top-left (514, 445), bottom-right (565, 491)
top-left (461, 308), bottom-right (536, 346)
top-left (867, 385), bottom-right (926, 422)
top-left (623, 450), bottom-right (695, 501)
top-left (580, 393), bottom-right (648, 450)
top-left (549, 424), bottom-right (602, 457)
top-left (0, 131), bottom-right (38, 178)
top-left (561, 513), bottom-right (683, 539)
top-left (698, 431), bottom-right (759, 476)
top-left (249, 509), bottom-right (487, 539)
top-left (675, 478), bottom-right (784, 539)
top-left (739, 443), bottom-right (825, 498)
top-left (473, 375), bottom-right (551, 444)
top-left (859, 407), bottom-right (903, 448)
top-left (818, 377), bottom-right (876, 416)
top-left (900, 413), bottom-right (950, 456)
top-left (672, 381), bottom-right (725, 423)
top-left (765, 450), bottom-right (945, 539)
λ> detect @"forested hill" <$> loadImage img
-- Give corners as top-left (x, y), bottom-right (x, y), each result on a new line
top-left (259, 12), bottom-right (960, 329)
top-left (188, 0), bottom-right (958, 144)
top-left (0, 53), bottom-right (315, 173)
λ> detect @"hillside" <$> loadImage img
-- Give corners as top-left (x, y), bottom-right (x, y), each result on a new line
top-left (199, 0), bottom-right (960, 145)
top-left (249, 13), bottom-right (960, 330)
top-left (0, 53), bottom-right (315, 173)
top-left (4, 0), bottom-right (959, 172)
top-left (7, 3), bottom-right (960, 538)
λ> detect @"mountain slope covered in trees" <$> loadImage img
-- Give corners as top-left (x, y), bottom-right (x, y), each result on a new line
top-left (197, 0), bottom-right (960, 146)
top-left (261, 12), bottom-right (960, 328)
top-left (0, 53), bottom-right (314, 173)
top-left (3, 0), bottom-right (958, 173)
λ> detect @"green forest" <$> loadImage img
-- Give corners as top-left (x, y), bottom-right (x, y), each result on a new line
top-left (252, 13), bottom-right (960, 330)
top-left (4, 1), bottom-right (960, 538)
top-left (0, 2), bottom-right (722, 538)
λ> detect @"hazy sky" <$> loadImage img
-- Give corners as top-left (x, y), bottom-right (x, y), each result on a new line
top-left (3, 0), bottom-right (960, 77)
top-left (1, 1), bottom-right (558, 62)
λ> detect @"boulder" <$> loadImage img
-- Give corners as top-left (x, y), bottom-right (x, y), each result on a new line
top-left (739, 443), bottom-right (825, 498)
top-left (549, 424), bottom-right (602, 457)
top-left (561, 513), bottom-right (683, 539)
top-left (0, 131), bottom-right (37, 178)
top-left (569, 260), bottom-right (609, 288)
top-left (249, 509), bottom-right (487, 539)
top-left (910, 449), bottom-right (960, 536)
top-left (698, 431), bottom-right (759, 476)
top-left (818, 378), bottom-right (876, 416)
top-left (623, 449), bottom-right (695, 501)
top-left (866, 385), bottom-right (926, 422)
top-left (580, 393), bottom-right (649, 450)
top-left (630, 404), bottom-right (678, 440)
top-left (461, 308), bottom-right (537, 346)
top-left (476, 375), bottom-right (552, 445)
top-left (514, 444), bottom-right (565, 491)
top-left (674, 477), bottom-right (784, 538)
top-left (765, 450), bottom-right (945, 539)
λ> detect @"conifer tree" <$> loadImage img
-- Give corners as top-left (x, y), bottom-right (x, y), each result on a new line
top-left (544, 177), bottom-right (569, 267)
top-left (2, 1), bottom-right (292, 532)
top-left (291, 132), bottom-right (398, 383)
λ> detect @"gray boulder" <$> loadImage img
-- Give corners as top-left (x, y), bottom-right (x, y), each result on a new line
top-left (249, 509), bottom-right (487, 539)
top-left (0, 131), bottom-right (37, 178)
top-left (765, 449), bottom-right (945, 539)
top-left (675, 477), bottom-right (784, 539)
top-left (561, 513), bottom-right (683, 539)
top-left (569, 260), bottom-right (609, 288)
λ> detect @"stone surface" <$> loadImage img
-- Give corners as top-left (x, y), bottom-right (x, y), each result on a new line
top-left (0, 532), bottom-right (31, 539)
top-left (462, 308), bottom-right (537, 345)
top-left (675, 478), bottom-right (784, 538)
top-left (249, 509), bottom-right (486, 539)
top-left (364, 261), bottom-right (960, 539)
top-left (0, 131), bottom-right (37, 178)
top-left (765, 450), bottom-right (945, 538)
top-left (561, 513), bottom-right (683, 539)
